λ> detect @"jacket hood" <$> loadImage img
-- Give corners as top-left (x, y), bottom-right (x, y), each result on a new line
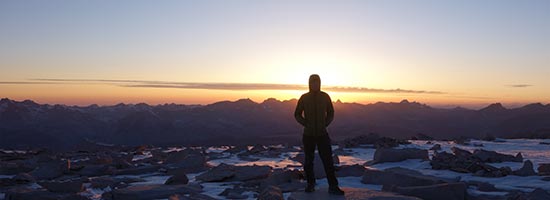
top-left (308, 75), bottom-right (321, 92)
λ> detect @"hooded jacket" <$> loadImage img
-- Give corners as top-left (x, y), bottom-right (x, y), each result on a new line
top-left (294, 77), bottom-right (335, 136)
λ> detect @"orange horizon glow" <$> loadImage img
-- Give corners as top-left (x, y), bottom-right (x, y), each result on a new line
top-left (1, 81), bottom-right (547, 109)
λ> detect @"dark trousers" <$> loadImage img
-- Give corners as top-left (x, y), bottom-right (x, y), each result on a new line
top-left (302, 134), bottom-right (339, 187)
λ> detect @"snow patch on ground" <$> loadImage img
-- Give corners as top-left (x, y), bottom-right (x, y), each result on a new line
top-left (80, 183), bottom-right (111, 200)
top-left (132, 151), bottom-right (153, 161)
top-left (207, 152), bottom-right (301, 169)
top-left (3, 139), bottom-right (550, 200)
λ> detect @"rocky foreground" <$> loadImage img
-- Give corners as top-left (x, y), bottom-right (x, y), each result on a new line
top-left (1, 134), bottom-right (550, 200)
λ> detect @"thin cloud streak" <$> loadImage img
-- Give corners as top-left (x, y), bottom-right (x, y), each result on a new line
top-left (507, 84), bottom-right (532, 88)
top-left (27, 78), bottom-right (445, 94)
top-left (0, 81), bottom-right (60, 85)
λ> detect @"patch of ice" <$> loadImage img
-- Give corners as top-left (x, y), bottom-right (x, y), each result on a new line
top-left (0, 175), bottom-right (15, 179)
top-left (206, 146), bottom-right (231, 153)
top-left (241, 191), bottom-right (258, 199)
top-left (468, 187), bottom-right (508, 196)
top-left (164, 147), bottom-right (186, 153)
top-left (200, 181), bottom-right (241, 199)
top-left (69, 157), bottom-right (90, 163)
top-left (0, 149), bottom-right (27, 154)
top-left (207, 152), bottom-right (302, 169)
top-left (28, 182), bottom-right (42, 189)
top-left (283, 192), bottom-right (291, 199)
top-left (128, 174), bottom-right (171, 185)
top-left (338, 148), bottom-right (375, 166)
top-left (132, 151), bottom-right (152, 161)
top-left (186, 171), bottom-right (205, 182)
top-left (80, 183), bottom-right (111, 200)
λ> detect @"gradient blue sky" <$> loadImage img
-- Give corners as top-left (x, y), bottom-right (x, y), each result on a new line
top-left (1, 0), bottom-right (549, 108)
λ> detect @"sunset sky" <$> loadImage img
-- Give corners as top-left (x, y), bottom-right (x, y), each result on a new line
top-left (1, 0), bottom-right (549, 108)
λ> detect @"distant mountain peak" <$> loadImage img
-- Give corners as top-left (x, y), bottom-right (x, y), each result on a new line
top-left (452, 106), bottom-right (468, 111)
top-left (207, 98), bottom-right (258, 109)
top-left (0, 98), bottom-right (12, 104)
top-left (480, 103), bottom-right (507, 112)
top-left (235, 98), bottom-right (256, 104)
top-left (87, 104), bottom-right (100, 108)
top-left (523, 103), bottom-right (544, 108)
top-left (114, 103), bottom-right (127, 107)
top-left (261, 98), bottom-right (280, 104)
top-left (400, 99), bottom-right (410, 104)
top-left (21, 99), bottom-right (38, 106)
top-left (518, 103), bottom-right (546, 112)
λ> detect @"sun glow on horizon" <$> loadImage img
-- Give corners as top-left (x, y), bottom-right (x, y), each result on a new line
top-left (1, 1), bottom-right (549, 108)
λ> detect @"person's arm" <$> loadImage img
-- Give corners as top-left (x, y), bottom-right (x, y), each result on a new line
top-left (325, 94), bottom-right (334, 127)
top-left (294, 96), bottom-right (306, 126)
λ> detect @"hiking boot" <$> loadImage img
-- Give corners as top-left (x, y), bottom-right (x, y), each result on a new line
top-left (328, 186), bottom-right (345, 195)
top-left (305, 184), bottom-right (315, 193)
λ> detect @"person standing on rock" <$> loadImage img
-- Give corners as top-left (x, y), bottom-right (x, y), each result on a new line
top-left (294, 74), bottom-right (345, 195)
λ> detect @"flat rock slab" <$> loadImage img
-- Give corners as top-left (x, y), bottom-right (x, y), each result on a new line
top-left (288, 187), bottom-right (421, 200)
top-left (110, 184), bottom-right (201, 200)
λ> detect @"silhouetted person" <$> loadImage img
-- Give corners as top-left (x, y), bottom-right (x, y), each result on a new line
top-left (294, 74), bottom-right (345, 195)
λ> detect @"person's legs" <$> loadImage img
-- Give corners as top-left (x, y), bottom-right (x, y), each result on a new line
top-left (317, 134), bottom-right (339, 187)
top-left (302, 134), bottom-right (317, 188)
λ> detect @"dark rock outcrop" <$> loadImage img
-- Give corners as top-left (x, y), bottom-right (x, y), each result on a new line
top-left (429, 144), bottom-right (442, 151)
top-left (260, 169), bottom-right (304, 192)
top-left (38, 180), bottom-right (84, 193)
top-left (361, 167), bottom-right (455, 188)
top-left (73, 164), bottom-right (115, 177)
top-left (30, 161), bottom-right (68, 180)
top-left (509, 188), bottom-right (550, 200)
top-left (107, 184), bottom-right (202, 200)
top-left (466, 181), bottom-right (499, 192)
top-left (164, 173), bottom-right (189, 185)
top-left (513, 160), bottom-right (537, 176)
top-left (472, 149), bottom-right (522, 163)
top-left (338, 133), bottom-right (410, 149)
top-left (288, 187), bottom-right (422, 200)
top-left (195, 163), bottom-right (235, 182)
top-left (258, 185), bottom-right (284, 200)
top-left (367, 148), bottom-right (428, 165)
top-left (385, 182), bottom-right (467, 200)
top-left (165, 154), bottom-right (209, 174)
top-left (336, 164), bottom-right (365, 177)
top-left (195, 163), bottom-right (271, 182)
top-left (114, 165), bottom-right (160, 175)
top-left (430, 147), bottom-right (520, 177)
top-left (219, 186), bottom-right (248, 199)
top-left (538, 163), bottom-right (550, 175)
top-left (11, 172), bottom-right (35, 184)
top-left (5, 188), bottom-right (90, 200)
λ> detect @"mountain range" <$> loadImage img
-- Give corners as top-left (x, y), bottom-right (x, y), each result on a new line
top-left (1, 97), bottom-right (550, 150)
